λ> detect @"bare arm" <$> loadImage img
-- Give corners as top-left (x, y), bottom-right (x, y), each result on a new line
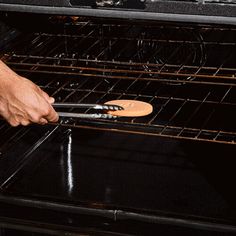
top-left (0, 60), bottom-right (58, 126)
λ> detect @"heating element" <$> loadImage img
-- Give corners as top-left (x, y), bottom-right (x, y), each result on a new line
top-left (1, 17), bottom-right (236, 145)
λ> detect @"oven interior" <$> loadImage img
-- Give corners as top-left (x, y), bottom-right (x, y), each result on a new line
top-left (0, 13), bottom-right (236, 235)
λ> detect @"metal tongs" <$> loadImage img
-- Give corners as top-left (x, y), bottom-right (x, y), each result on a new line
top-left (53, 103), bottom-right (123, 119)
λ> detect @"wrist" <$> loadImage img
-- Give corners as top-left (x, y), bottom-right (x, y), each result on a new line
top-left (0, 61), bottom-right (20, 91)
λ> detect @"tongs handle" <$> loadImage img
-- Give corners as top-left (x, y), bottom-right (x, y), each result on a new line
top-left (57, 112), bottom-right (117, 119)
top-left (53, 102), bottom-right (123, 119)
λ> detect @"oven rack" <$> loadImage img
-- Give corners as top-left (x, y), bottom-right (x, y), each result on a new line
top-left (4, 56), bottom-right (236, 145)
top-left (4, 20), bottom-right (236, 85)
top-left (2, 20), bottom-right (236, 145)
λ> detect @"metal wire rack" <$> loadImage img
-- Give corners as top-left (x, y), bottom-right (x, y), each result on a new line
top-left (2, 19), bottom-right (236, 144)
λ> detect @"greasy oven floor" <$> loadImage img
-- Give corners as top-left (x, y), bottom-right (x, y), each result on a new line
top-left (1, 15), bottom-right (236, 235)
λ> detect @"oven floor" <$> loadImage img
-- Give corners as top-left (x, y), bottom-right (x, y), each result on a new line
top-left (1, 126), bottom-right (236, 225)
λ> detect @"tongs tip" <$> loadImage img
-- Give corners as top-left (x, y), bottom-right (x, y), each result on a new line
top-left (105, 105), bottom-right (124, 111)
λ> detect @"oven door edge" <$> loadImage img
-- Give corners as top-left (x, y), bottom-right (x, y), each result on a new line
top-left (0, 3), bottom-right (236, 25)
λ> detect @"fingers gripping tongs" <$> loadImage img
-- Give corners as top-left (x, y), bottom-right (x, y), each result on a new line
top-left (53, 103), bottom-right (123, 119)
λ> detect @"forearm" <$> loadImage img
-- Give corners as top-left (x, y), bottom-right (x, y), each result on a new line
top-left (0, 60), bottom-right (19, 92)
top-left (0, 60), bottom-right (18, 78)
top-left (0, 60), bottom-right (58, 126)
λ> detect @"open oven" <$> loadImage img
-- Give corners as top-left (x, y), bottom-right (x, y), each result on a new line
top-left (0, 1), bottom-right (236, 235)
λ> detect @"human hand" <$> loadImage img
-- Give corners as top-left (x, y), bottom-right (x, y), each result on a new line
top-left (0, 61), bottom-right (58, 126)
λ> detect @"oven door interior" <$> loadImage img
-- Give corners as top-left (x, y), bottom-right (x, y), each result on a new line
top-left (1, 125), bottom-right (236, 235)
top-left (0, 14), bottom-right (236, 235)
